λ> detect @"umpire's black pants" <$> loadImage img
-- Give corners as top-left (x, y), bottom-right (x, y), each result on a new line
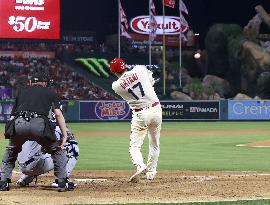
top-left (0, 117), bottom-right (67, 180)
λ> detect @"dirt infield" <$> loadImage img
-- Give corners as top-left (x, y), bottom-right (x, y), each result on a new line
top-left (238, 140), bottom-right (270, 147)
top-left (1, 170), bottom-right (270, 205)
top-left (1, 129), bottom-right (270, 204)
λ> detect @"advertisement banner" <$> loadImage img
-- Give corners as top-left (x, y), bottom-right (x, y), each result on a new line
top-left (129, 15), bottom-right (192, 46)
top-left (161, 101), bottom-right (220, 120)
top-left (61, 31), bottom-right (96, 44)
top-left (228, 100), bottom-right (270, 120)
top-left (0, 0), bottom-right (60, 39)
top-left (130, 16), bottom-right (188, 35)
top-left (79, 101), bottom-right (220, 121)
top-left (0, 88), bottom-right (12, 100)
top-left (0, 101), bottom-right (14, 122)
top-left (0, 51), bottom-right (55, 58)
top-left (130, 33), bottom-right (191, 47)
top-left (79, 101), bottom-right (132, 120)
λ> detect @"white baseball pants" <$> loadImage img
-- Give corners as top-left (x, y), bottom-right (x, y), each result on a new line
top-left (129, 104), bottom-right (162, 173)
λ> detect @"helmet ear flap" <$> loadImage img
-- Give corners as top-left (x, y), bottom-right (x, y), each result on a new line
top-left (109, 58), bottom-right (126, 74)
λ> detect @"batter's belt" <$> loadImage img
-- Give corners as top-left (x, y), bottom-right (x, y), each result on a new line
top-left (134, 102), bottom-right (159, 112)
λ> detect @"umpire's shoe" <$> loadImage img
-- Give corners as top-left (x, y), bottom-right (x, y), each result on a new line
top-left (0, 179), bottom-right (10, 191)
top-left (58, 178), bottom-right (75, 192)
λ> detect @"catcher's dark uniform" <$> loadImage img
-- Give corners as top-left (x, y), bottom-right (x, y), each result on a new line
top-left (0, 73), bottom-right (69, 191)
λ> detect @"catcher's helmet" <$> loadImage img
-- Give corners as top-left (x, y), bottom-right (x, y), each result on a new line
top-left (109, 58), bottom-right (126, 74)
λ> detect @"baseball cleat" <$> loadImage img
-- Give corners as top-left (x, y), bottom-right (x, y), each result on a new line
top-left (128, 164), bottom-right (147, 183)
top-left (51, 182), bottom-right (58, 188)
top-left (57, 179), bottom-right (76, 192)
top-left (0, 180), bottom-right (10, 191)
top-left (51, 179), bottom-right (59, 188)
top-left (52, 179), bottom-right (77, 189)
top-left (146, 171), bottom-right (157, 180)
top-left (17, 176), bottom-right (36, 187)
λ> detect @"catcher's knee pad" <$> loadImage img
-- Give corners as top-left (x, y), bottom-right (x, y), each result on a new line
top-left (20, 164), bottom-right (37, 176)
top-left (20, 157), bottom-right (53, 176)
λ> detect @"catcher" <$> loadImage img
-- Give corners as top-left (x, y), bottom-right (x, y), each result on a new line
top-left (16, 108), bottom-right (79, 189)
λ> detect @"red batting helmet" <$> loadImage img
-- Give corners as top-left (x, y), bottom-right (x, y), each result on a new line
top-left (109, 58), bottom-right (126, 74)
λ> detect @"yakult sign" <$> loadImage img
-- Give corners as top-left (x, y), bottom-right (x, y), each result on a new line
top-left (0, 0), bottom-right (60, 39)
top-left (130, 16), bottom-right (188, 35)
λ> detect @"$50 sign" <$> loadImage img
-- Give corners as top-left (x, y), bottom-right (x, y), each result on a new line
top-left (8, 16), bottom-right (50, 33)
top-left (0, 0), bottom-right (60, 39)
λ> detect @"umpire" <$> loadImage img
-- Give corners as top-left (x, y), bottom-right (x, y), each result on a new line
top-left (0, 72), bottom-right (71, 192)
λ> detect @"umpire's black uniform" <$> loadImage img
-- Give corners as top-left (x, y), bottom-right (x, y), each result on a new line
top-left (0, 73), bottom-right (69, 192)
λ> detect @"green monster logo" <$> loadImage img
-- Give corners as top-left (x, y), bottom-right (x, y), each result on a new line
top-left (75, 58), bottom-right (110, 78)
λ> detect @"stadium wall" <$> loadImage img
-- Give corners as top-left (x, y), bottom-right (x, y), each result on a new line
top-left (1, 100), bottom-right (270, 122)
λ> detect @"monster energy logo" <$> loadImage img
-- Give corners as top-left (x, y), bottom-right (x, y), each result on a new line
top-left (76, 57), bottom-right (160, 78)
top-left (75, 58), bottom-right (110, 78)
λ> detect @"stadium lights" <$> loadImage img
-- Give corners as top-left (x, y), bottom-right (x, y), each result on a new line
top-left (194, 52), bottom-right (201, 59)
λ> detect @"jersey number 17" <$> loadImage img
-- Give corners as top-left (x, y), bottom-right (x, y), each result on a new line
top-left (128, 82), bottom-right (145, 100)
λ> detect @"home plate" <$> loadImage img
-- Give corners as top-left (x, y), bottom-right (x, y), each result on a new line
top-left (74, 178), bottom-right (107, 182)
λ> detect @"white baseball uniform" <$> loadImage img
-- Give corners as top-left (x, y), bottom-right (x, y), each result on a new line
top-left (112, 65), bottom-right (162, 178)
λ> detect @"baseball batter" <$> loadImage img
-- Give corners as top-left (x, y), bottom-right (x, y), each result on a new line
top-left (16, 108), bottom-right (79, 189)
top-left (109, 58), bottom-right (162, 182)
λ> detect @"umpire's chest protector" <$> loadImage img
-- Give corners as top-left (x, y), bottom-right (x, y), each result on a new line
top-left (42, 116), bottom-right (57, 142)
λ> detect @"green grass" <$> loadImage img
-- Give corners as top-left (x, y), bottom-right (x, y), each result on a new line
top-left (68, 121), bottom-right (270, 131)
top-left (1, 122), bottom-right (270, 205)
top-left (0, 122), bottom-right (269, 171)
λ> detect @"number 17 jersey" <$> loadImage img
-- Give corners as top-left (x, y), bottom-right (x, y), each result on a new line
top-left (112, 65), bottom-right (159, 110)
